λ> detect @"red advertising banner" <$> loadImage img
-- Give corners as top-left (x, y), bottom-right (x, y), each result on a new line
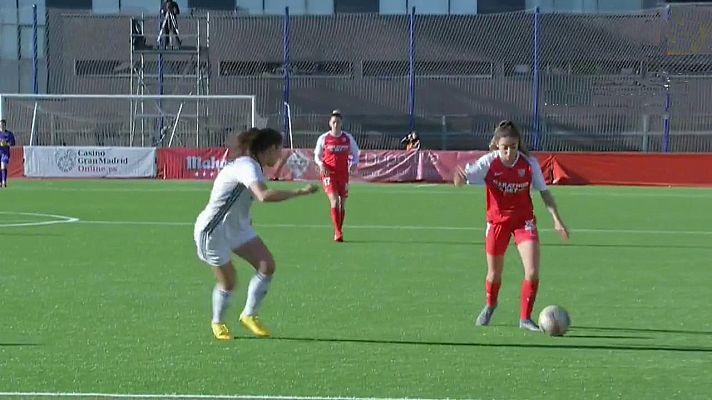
top-left (157, 148), bottom-right (712, 186)
top-left (273, 149), bottom-right (489, 182)
top-left (158, 148), bottom-right (489, 182)
top-left (537, 152), bottom-right (712, 187)
top-left (8, 147), bottom-right (24, 178)
top-left (158, 148), bottom-right (230, 179)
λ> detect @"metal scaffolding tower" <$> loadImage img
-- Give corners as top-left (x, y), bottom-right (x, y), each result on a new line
top-left (129, 13), bottom-right (210, 146)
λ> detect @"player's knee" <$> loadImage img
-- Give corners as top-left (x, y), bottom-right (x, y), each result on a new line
top-left (486, 269), bottom-right (503, 281)
top-left (218, 274), bottom-right (237, 292)
top-left (524, 269), bottom-right (539, 281)
top-left (222, 280), bottom-right (236, 292)
top-left (260, 257), bottom-right (276, 276)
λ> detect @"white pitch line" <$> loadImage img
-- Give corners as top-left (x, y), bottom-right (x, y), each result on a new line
top-left (80, 220), bottom-right (193, 226)
top-left (74, 220), bottom-right (712, 236)
top-left (0, 211), bottom-right (79, 227)
top-left (0, 393), bottom-right (472, 400)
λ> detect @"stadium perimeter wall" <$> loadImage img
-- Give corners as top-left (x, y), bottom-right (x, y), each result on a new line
top-left (9, 147), bottom-right (712, 187)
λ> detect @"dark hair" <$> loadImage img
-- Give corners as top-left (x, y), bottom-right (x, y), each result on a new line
top-left (235, 127), bottom-right (283, 160)
top-left (330, 109), bottom-right (342, 119)
top-left (0, 119), bottom-right (5, 124)
top-left (490, 120), bottom-right (529, 156)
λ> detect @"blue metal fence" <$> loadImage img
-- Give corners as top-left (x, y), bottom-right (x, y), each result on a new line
top-left (12, 4), bottom-right (712, 150)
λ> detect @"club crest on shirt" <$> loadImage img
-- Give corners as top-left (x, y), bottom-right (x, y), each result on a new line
top-left (524, 219), bottom-right (536, 232)
top-left (518, 169), bottom-right (526, 177)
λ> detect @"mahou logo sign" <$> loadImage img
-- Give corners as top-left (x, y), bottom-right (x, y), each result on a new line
top-left (186, 154), bottom-right (228, 178)
top-left (186, 155), bottom-right (227, 171)
top-left (159, 148), bottom-right (229, 179)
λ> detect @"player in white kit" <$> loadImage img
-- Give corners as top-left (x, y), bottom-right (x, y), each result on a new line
top-left (194, 127), bottom-right (317, 340)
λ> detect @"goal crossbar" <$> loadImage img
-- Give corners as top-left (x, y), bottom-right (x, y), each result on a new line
top-left (0, 94), bottom-right (257, 148)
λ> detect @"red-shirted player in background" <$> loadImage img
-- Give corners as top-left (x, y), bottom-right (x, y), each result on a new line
top-left (454, 120), bottom-right (569, 331)
top-left (314, 110), bottom-right (360, 242)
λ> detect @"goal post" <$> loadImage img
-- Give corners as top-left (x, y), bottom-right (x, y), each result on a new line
top-left (0, 94), bottom-right (257, 148)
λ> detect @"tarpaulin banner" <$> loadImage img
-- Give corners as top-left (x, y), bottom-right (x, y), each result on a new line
top-left (8, 147), bottom-right (24, 178)
top-left (158, 148), bottom-right (230, 179)
top-left (24, 146), bottom-right (156, 178)
top-left (157, 148), bottom-right (712, 187)
top-left (159, 148), bottom-right (489, 182)
top-left (274, 149), bottom-right (421, 182)
top-left (537, 152), bottom-right (712, 186)
top-left (271, 149), bottom-right (489, 183)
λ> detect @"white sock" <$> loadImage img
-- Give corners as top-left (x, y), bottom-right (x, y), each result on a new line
top-left (242, 272), bottom-right (272, 317)
top-left (212, 285), bottom-right (233, 324)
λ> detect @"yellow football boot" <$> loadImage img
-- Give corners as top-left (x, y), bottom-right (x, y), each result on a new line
top-left (211, 323), bottom-right (232, 340)
top-left (239, 315), bottom-right (271, 338)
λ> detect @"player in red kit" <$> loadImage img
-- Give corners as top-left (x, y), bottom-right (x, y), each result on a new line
top-left (314, 110), bottom-right (360, 242)
top-left (454, 120), bottom-right (569, 332)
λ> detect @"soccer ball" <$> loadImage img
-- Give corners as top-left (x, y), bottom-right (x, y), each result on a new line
top-left (538, 305), bottom-right (571, 336)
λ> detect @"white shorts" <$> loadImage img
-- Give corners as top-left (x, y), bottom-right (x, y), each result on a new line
top-left (193, 224), bottom-right (257, 267)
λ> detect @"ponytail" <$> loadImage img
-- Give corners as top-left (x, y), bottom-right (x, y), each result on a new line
top-left (491, 120), bottom-right (529, 156)
top-left (233, 127), bottom-right (284, 163)
top-left (234, 127), bottom-right (261, 158)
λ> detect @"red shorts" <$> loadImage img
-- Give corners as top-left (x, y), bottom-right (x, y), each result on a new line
top-left (321, 175), bottom-right (349, 197)
top-left (485, 218), bottom-right (539, 256)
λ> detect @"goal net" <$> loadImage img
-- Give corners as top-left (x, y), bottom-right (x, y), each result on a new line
top-left (0, 94), bottom-right (259, 147)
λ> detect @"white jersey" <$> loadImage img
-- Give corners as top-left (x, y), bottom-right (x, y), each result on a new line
top-left (195, 156), bottom-right (264, 234)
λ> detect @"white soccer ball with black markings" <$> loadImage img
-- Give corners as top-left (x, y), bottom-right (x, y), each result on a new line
top-left (538, 305), bottom-right (571, 336)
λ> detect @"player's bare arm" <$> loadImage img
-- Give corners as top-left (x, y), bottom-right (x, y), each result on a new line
top-left (315, 152), bottom-right (329, 176)
top-left (249, 181), bottom-right (318, 202)
top-left (453, 166), bottom-right (467, 187)
top-left (348, 133), bottom-right (360, 175)
top-left (539, 190), bottom-right (569, 240)
top-left (318, 164), bottom-right (330, 177)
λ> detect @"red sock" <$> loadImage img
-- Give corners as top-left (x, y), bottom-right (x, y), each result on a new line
top-left (330, 207), bottom-right (341, 233)
top-left (520, 280), bottom-right (539, 320)
top-left (486, 280), bottom-right (501, 307)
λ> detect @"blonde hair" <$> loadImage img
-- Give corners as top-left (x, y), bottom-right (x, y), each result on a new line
top-left (489, 120), bottom-right (529, 156)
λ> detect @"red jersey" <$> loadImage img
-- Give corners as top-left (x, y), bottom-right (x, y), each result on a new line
top-left (314, 131), bottom-right (360, 179)
top-left (465, 152), bottom-right (548, 224)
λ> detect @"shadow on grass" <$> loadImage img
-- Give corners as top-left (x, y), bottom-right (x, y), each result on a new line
top-left (574, 325), bottom-right (712, 336)
top-left (564, 334), bottom-right (651, 340)
top-left (235, 335), bottom-right (711, 353)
